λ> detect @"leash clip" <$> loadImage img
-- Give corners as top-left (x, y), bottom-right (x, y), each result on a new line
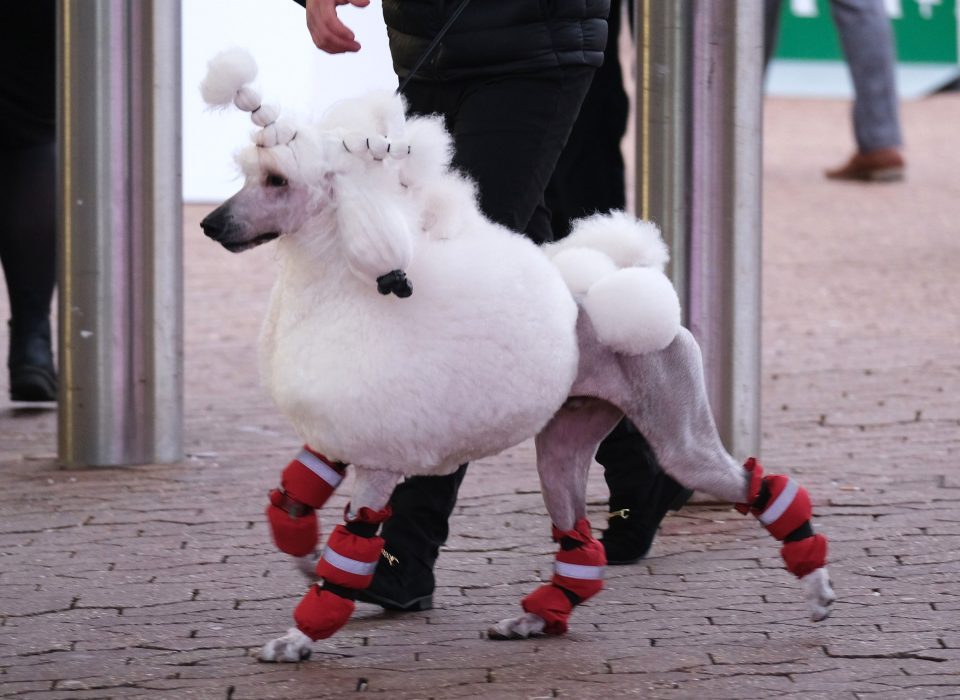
top-left (381, 549), bottom-right (400, 567)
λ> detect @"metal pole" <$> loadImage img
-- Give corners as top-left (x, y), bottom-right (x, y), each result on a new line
top-left (636, 1), bottom-right (763, 460)
top-left (57, 0), bottom-right (183, 467)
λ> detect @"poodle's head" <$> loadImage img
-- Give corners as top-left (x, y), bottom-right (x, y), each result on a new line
top-left (199, 49), bottom-right (455, 297)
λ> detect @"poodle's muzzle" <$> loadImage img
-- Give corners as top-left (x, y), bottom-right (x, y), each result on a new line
top-left (201, 202), bottom-right (279, 254)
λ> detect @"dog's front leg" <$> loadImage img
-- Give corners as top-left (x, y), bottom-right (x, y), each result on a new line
top-left (490, 399), bottom-right (622, 640)
top-left (259, 467), bottom-right (401, 662)
top-left (264, 446), bottom-right (348, 582)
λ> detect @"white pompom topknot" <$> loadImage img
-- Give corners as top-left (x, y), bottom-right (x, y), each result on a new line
top-left (201, 48), bottom-right (258, 108)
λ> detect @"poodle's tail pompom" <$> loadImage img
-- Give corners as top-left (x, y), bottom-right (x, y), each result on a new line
top-left (201, 48), bottom-right (258, 109)
top-left (549, 211), bottom-right (670, 273)
top-left (547, 212), bottom-right (680, 355)
top-left (582, 267), bottom-right (681, 355)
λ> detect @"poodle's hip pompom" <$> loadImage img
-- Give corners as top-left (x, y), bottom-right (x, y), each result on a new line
top-left (201, 48), bottom-right (258, 108)
top-left (582, 267), bottom-right (681, 355)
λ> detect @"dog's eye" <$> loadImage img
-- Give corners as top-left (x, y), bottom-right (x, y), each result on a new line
top-left (265, 173), bottom-right (288, 188)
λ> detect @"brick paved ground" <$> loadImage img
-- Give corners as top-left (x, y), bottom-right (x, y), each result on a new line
top-left (2, 94), bottom-right (959, 699)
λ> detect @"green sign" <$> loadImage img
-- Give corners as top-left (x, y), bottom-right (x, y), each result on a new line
top-left (774, 0), bottom-right (959, 64)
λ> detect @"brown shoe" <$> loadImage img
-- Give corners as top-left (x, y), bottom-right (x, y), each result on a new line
top-left (825, 148), bottom-right (905, 182)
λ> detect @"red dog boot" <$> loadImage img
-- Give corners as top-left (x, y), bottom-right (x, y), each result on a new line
top-left (294, 583), bottom-right (357, 641)
top-left (735, 458), bottom-right (828, 578)
top-left (266, 488), bottom-right (319, 557)
top-left (265, 446), bottom-right (347, 556)
top-left (293, 505), bottom-right (391, 641)
top-left (521, 518), bottom-right (606, 635)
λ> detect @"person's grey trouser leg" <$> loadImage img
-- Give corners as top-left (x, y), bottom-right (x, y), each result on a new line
top-left (829, 0), bottom-right (903, 152)
top-left (763, 0), bottom-right (783, 67)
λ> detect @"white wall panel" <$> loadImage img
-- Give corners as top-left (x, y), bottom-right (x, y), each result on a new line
top-left (182, 0), bottom-right (395, 202)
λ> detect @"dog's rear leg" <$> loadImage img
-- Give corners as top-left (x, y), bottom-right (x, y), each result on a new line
top-left (733, 459), bottom-right (835, 620)
top-left (621, 329), bottom-right (835, 621)
top-left (489, 399), bottom-right (622, 640)
top-left (259, 467), bottom-right (401, 662)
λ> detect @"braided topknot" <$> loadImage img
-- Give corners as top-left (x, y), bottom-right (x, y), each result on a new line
top-left (200, 48), bottom-right (295, 148)
top-left (202, 50), bottom-right (453, 189)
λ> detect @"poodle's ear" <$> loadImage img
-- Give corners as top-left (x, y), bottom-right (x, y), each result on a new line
top-left (399, 115), bottom-right (453, 186)
top-left (334, 176), bottom-right (415, 298)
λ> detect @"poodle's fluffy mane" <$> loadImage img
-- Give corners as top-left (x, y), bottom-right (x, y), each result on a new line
top-left (202, 49), bottom-right (682, 472)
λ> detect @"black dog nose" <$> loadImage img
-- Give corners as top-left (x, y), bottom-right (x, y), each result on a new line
top-left (200, 207), bottom-right (227, 239)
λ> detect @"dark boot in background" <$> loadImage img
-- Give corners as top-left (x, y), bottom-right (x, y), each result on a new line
top-left (7, 316), bottom-right (56, 401)
top-left (598, 419), bottom-right (692, 564)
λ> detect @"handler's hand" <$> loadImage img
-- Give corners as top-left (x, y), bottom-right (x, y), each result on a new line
top-left (305, 0), bottom-right (371, 54)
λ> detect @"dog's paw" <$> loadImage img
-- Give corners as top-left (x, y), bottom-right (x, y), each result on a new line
top-left (487, 613), bottom-right (546, 640)
top-left (293, 551), bottom-right (321, 582)
top-left (258, 627), bottom-right (313, 663)
top-left (802, 567), bottom-right (836, 622)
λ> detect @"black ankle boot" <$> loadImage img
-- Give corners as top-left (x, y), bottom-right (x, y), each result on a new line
top-left (602, 473), bottom-right (692, 564)
top-left (356, 552), bottom-right (435, 612)
top-left (597, 420), bottom-right (692, 564)
top-left (355, 464), bottom-right (468, 612)
top-left (8, 317), bottom-right (57, 401)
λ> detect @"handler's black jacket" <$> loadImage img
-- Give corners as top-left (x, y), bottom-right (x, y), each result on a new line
top-left (292, 0), bottom-right (610, 81)
top-left (384, 0), bottom-right (610, 81)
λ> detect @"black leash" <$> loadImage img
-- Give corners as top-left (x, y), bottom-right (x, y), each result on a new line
top-left (395, 0), bottom-right (471, 95)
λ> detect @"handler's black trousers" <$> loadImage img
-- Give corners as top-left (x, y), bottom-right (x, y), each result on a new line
top-left (402, 65), bottom-right (596, 245)
top-left (0, 2), bottom-right (57, 371)
top-left (380, 56), bottom-right (689, 587)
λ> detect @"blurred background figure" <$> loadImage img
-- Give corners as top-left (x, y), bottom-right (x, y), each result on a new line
top-left (765, 0), bottom-right (906, 182)
top-left (0, 1), bottom-right (58, 401)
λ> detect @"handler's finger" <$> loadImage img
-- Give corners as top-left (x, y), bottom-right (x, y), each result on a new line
top-left (320, 3), bottom-right (357, 42)
top-left (310, 23), bottom-right (361, 53)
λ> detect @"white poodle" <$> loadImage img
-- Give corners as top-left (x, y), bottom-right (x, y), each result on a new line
top-left (199, 50), bottom-right (835, 663)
